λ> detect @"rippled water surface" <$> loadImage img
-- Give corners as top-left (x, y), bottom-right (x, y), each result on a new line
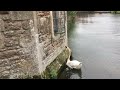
top-left (59, 13), bottom-right (120, 79)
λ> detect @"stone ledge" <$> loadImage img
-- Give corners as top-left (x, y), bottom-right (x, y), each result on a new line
top-left (41, 48), bottom-right (69, 79)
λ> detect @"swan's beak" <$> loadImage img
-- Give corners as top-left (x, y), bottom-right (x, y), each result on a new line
top-left (65, 46), bottom-right (68, 48)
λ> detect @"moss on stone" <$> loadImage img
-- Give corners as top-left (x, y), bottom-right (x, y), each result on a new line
top-left (15, 48), bottom-right (69, 79)
top-left (41, 48), bottom-right (69, 79)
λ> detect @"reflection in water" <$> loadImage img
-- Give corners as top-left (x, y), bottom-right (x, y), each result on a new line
top-left (59, 66), bottom-right (82, 79)
top-left (68, 68), bottom-right (82, 79)
top-left (59, 55), bottom-right (82, 79)
top-left (76, 12), bottom-right (94, 23)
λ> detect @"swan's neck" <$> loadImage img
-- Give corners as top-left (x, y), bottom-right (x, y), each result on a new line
top-left (67, 47), bottom-right (71, 62)
top-left (67, 58), bottom-right (70, 62)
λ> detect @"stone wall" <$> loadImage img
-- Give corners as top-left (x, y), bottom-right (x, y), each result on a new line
top-left (0, 11), bottom-right (39, 78)
top-left (36, 11), bottom-right (67, 72)
top-left (0, 11), bottom-right (67, 78)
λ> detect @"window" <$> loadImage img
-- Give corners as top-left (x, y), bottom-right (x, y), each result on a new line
top-left (52, 11), bottom-right (66, 35)
top-left (59, 11), bottom-right (66, 33)
top-left (53, 11), bottom-right (59, 33)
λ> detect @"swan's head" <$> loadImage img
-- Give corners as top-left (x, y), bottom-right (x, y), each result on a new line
top-left (79, 62), bottom-right (82, 65)
top-left (65, 46), bottom-right (69, 51)
top-left (65, 46), bottom-right (71, 51)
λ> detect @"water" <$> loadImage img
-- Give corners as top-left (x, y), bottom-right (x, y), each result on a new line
top-left (59, 12), bottom-right (120, 79)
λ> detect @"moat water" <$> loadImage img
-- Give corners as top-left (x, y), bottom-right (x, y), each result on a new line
top-left (59, 12), bottom-right (120, 79)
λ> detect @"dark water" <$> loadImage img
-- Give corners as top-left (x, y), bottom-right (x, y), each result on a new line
top-left (59, 13), bottom-right (120, 79)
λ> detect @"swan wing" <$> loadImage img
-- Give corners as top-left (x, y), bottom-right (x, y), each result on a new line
top-left (71, 60), bottom-right (81, 65)
top-left (68, 61), bottom-right (79, 68)
top-left (70, 60), bottom-right (82, 69)
top-left (66, 61), bottom-right (73, 69)
top-left (66, 60), bottom-right (82, 69)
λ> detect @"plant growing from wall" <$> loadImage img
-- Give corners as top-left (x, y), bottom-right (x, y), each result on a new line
top-left (67, 11), bottom-right (77, 17)
top-left (49, 66), bottom-right (57, 79)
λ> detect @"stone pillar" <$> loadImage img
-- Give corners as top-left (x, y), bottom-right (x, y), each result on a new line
top-left (65, 11), bottom-right (68, 46)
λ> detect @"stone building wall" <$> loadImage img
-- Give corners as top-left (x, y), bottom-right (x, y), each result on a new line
top-left (0, 11), bottom-right (40, 78)
top-left (36, 11), bottom-right (67, 72)
top-left (0, 11), bottom-right (67, 78)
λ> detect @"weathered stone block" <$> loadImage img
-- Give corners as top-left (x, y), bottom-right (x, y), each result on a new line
top-left (1, 46), bottom-right (20, 51)
top-left (43, 39), bottom-right (51, 48)
top-left (0, 19), bottom-right (4, 32)
top-left (4, 37), bottom-right (19, 47)
top-left (10, 11), bottom-right (33, 20)
top-left (47, 49), bottom-right (53, 56)
top-left (0, 49), bottom-right (20, 59)
top-left (19, 34), bottom-right (32, 47)
top-left (0, 59), bottom-right (8, 67)
top-left (0, 33), bottom-right (4, 49)
top-left (0, 11), bottom-right (9, 14)
top-left (1, 15), bottom-right (10, 21)
top-left (2, 71), bottom-right (10, 76)
top-left (22, 20), bottom-right (31, 30)
top-left (0, 67), bottom-right (6, 73)
top-left (3, 30), bottom-right (25, 37)
top-left (8, 56), bottom-right (20, 62)
top-left (3, 30), bottom-right (15, 37)
top-left (5, 66), bottom-right (11, 69)
top-left (4, 21), bottom-right (22, 30)
top-left (37, 11), bottom-right (50, 17)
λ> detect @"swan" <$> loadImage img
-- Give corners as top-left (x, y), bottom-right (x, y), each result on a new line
top-left (65, 46), bottom-right (82, 69)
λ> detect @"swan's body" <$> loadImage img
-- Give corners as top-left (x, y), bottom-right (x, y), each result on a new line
top-left (65, 46), bottom-right (82, 69)
top-left (66, 59), bottom-right (82, 69)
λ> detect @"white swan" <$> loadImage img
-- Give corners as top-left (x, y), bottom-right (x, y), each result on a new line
top-left (65, 46), bottom-right (82, 69)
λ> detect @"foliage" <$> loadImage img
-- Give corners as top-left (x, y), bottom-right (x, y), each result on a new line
top-left (67, 11), bottom-right (77, 17)
top-left (67, 11), bottom-right (77, 31)
top-left (49, 66), bottom-right (57, 79)
top-left (111, 11), bottom-right (120, 14)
